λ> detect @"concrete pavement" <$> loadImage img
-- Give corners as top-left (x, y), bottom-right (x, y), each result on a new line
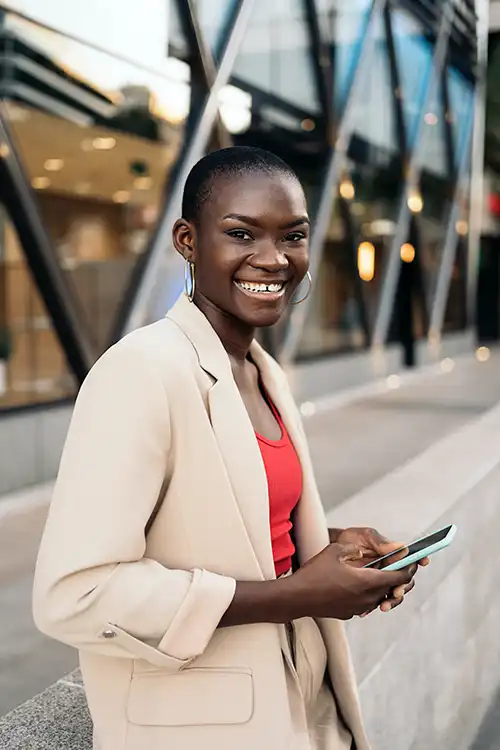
top-left (1, 348), bottom-right (500, 734)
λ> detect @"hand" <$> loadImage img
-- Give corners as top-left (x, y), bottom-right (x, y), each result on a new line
top-left (285, 542), bottom-right (418, 621)
top-left (330, 527), bottom-right (429, 613)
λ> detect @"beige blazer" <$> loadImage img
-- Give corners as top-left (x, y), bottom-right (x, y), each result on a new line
top-left (33, 294), bottom-right (370, 750)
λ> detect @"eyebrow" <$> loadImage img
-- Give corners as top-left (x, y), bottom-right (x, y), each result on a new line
top-left (222, 213), bottom-right (310, 229)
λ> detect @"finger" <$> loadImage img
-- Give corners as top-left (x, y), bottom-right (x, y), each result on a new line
top-left (392, 579), bottom-right (415, 600)
top-left (418, 556), bottom-right (431, 567)
top-left (381, 595), bottom-right (404, 612)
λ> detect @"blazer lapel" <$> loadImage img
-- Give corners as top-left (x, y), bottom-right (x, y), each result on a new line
top-left (167, 296), bottom-right (275, 581)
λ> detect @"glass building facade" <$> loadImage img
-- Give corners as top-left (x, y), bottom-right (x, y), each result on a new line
top-left (0, 0), bottom-right (483, 412)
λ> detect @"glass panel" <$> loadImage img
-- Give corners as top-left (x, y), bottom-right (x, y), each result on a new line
top-left (0, 206), bottom-right (77, 409)
top-left (345, 14), bottom-right (403, 326)
top-left (298, 200), bottom-right (366, 358)
top-left (2, 13), bottom-right (191, 352)
top-left (316, 0), bottom-right (372, 114)
top-left (391, 8), bottom-right (433, 148)
top-left (192, 0), bottom-right (237, 61)
top-left (1, 0), bottom-right (169, 69)
top-left (418, 82), bottom-right (454, 307)
top-left (230, 0), bottom-right (321, 114)
top-left (447, 67), bottom-right (475, 167)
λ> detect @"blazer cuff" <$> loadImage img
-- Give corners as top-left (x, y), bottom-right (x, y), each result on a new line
top-left (157, 569), bottom-right (236, 661)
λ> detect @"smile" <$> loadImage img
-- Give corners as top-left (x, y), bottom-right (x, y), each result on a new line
top-left (234, 280), bottom-right (285, 295)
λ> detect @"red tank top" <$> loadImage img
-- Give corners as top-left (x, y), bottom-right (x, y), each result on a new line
top-left (255, 391), bottom-right (303, 577)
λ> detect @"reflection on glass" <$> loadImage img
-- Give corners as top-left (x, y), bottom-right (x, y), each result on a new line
top-left (418, 82), bottom-right (453, 307)
top-left (192, 0), bottom-right (237, 60)
top-left (391, 9), bottom-right (433, 148)
top-left (230, 0), bottom-right (320, 114)
top-left (316, 0), bottom-right (372, 113)
top-left (298, 201), bottom-right (366, 358)
top-left (0, 206), bottom-right (77, 409)
top-left (2, 13), bottom-right (190, 351)
top-left (346, 14), bottom-right (402, 324)
top-left (447, 68), bottom-right (475, 167)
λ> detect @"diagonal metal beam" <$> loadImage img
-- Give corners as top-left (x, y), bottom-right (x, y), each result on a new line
top-left (0, 107), bottom-right (96, 384)
top-left (179, 0), bottom-right (232, 148)
top-left (428, 99), bottom-right (474, 335)
top-left (304, 0), bottom-right (333, 137)
top-left (119, 0), bottom-right (254, 337)
top-left (466, 0), bottom-right (489, 331)
top-left (371, 0), bottom-right (456, 347)
top-left (279, 0), bottom-right (386, 364)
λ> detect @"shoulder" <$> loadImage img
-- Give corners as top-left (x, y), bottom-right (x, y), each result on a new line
top-left (82, 318), bottom-right (199, 392)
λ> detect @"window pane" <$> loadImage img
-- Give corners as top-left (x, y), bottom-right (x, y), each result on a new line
top-left (230, 0), bottom-right (321, 114)
top-left (192, 0), bottom-right (237, 61)
top-left (298, 201), bottom-right (366, 358)
top-left (345, 14), bottom-right (403, 326)
top-left (316, 0), bottom-right (372, 114)
top-left (418, 83), bottom-right (454, 307)
top-left (1, 0), bottom-right (169, 69)
top-left (391, 9), bottom-right (433, 148)
top-left (0, 207), bottom-right (77, 409)
top-left (448, 67), bottom-right (475, 167)
top-left (2, 13), bottom-right (191, 352)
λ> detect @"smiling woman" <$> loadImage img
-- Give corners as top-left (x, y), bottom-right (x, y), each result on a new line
top-left (34, 146), bottom-right (421, 750)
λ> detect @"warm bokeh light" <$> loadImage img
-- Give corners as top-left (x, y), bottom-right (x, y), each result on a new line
top-left (44, 158), bottom-right (64, 172)
top-left (400, 243), bottom-right (416, 263)
top-left (31, 176), bottom-right (51, 189)
top-left (92, 137), bottom-right (116, 151)
top-left (476, 346), bottom-right (491, 363)
top-left (357, 241), bottom-right (375, 282)
top-left (456, 219), bottom-right (469, 235)
top-left (407, 192), bottom-right (424, 213)
top-left (424, 112), bottom-right (438, 125)
top-left (440, 358), bottom-right (455, 373)
top-left (112, 190), bottom-right (130, 204)
top-left (339, 178), bottom-right (355, 200)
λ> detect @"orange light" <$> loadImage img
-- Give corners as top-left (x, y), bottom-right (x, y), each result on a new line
top-left (358, 242), bottom-right (375, 282)
top-left (400, 243), bottom-right (415, 263)
top-left (339, 179), bottom-right (355, 200)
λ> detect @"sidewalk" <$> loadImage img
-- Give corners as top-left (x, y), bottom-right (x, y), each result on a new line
top-left (1, 348), bottom-right (500, 718)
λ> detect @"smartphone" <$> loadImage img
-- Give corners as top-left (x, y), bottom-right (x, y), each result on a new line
top-left (363, 524), bottom-right (457, 571)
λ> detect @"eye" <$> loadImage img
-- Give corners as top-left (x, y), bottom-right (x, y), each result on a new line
top-left (225, 229), bottom-right (254, 241)
top-left (283, 231), bottom-right (307, 243)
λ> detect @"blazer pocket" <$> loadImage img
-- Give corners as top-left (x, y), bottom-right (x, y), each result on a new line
top-left (127, 667), bottom-right (254, 727)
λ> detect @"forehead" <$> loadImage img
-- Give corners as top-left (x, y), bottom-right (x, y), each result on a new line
top-left (201, 172), bottom-right (307, 224)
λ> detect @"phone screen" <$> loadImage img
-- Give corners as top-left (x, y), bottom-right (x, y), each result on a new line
top-left (364, 525), bottom-right (453, 570)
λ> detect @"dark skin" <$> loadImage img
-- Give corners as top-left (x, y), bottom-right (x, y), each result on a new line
top-left (173, 171), bottom-right (427, 625)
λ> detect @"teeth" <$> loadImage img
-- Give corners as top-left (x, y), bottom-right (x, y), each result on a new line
top-left (236, 281), bottom-right (284, 293)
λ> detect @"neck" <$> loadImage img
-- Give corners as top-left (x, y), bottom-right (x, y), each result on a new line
top-left (193, 294), bottom-right (255, 362)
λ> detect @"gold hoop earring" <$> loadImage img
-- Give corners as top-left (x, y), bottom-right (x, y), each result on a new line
top-left (184, 260), bottom-right (195, 302)
top-left (292, 271), bottom-right (312, 305)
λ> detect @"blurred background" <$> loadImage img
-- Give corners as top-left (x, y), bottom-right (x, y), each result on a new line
top-left (0, 1), bottom-right (500, 748)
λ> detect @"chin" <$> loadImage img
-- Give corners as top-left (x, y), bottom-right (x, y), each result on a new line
top-left (243, 307), bottom-right (286, 329)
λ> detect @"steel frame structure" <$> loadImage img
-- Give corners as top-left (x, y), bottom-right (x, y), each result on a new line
top-left (0, 0), bottom-right (487, 409)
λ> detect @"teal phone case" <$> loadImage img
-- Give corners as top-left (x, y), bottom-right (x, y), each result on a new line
top-left (382, 524), bottom-right (457, 571)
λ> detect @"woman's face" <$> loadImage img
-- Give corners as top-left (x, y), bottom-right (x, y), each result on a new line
top-left (173, 172), bottom-right (310, 329)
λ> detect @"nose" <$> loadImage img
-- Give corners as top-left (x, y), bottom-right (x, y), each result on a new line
top-left (250, 241), bottom-right (289, 273)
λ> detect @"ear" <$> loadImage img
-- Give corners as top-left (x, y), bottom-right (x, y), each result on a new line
top-left (172, 218), bottom-right (197, 262)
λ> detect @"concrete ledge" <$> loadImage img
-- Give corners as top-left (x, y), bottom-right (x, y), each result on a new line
top-left (327, 400), bottom-right (500, 750)
top-left (2, 402), bottom-right (500, 748)
top-left (0, 670), bottom-right (91, 749)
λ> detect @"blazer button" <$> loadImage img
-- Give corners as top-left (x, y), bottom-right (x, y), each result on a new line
top-left (101, 628), bottom-right (117, 639)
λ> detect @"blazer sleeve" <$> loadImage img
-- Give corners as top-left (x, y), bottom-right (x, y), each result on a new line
top-left (32, 336), bottom-right (236, 671)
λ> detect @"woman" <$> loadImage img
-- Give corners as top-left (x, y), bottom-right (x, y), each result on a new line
top-left (33, 147), bottom-right (421, 750)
